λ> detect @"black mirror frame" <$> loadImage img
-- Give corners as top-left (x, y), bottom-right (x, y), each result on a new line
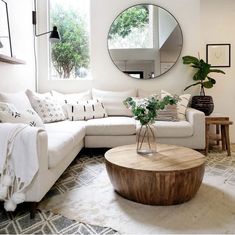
top-left (107, 4), bottom-right (184, 80)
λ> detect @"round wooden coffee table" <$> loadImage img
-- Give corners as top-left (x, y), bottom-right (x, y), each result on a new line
top-left (105, 144), bottom-right (206, 205)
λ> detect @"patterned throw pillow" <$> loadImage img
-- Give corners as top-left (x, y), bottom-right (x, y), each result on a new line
top-left (51, 90), bottom-right (92, 117)
top-left (161, 90), bottom-right (191, 120)
top-left (0, 102), bottom-right (44, 127)
top-left (26, 90), bottom-right (65, 123)
top-left (66, 100), bottom-right (107, 121)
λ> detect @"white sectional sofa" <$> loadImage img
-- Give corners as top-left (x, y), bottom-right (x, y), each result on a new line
top-left (0, 88), bottom-right (205, 215)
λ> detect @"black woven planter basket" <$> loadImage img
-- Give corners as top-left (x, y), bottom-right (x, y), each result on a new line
top-left (191, 95), bottom-right (214, 116)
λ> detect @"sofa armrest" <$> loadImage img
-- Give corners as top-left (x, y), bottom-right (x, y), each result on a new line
top-left (36, 129), bottom-right (48, 173)
top-left (186, 107), bottom-right (205, 125)
top-left (186, 108), bottom-right (205, 148)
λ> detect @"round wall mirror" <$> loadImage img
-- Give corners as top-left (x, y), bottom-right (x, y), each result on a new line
top-left (107, 4), bottom-right (183, 79)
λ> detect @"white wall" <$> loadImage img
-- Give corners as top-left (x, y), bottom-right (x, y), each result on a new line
top-left (38, 0), bottom-right (200, 95)
top-left (200, 0), bottom-right (235, 142)
top-left (1, 0), bottom-right (235, 142)
top-left (0, 0), bottom-right (35, 92)
top-left (158, 7), bottom-right (177, 49)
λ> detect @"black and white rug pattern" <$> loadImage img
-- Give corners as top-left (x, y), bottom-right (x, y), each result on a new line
top-left (1, 148), bottom-right (235, 234)
top-left (47, 154), bottom-right (106, 197)
top-left (0, 208), bottom-right (116, 235)
top-left (42, 148), bottom-right (235, 234)
top-left (52, 150), bottom-right (235, 196)
top-left (204, 149), bottom-right (235, 185)
top-left (0, 152), bottom-right (117, 235)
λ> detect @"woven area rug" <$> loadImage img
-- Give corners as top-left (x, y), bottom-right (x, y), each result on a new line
top-left (39, 149), bottom-right (235, 234)
top-left (0, 206), bottom-right (117, 234)
top-left (0, 151), bottom-right (118, 235)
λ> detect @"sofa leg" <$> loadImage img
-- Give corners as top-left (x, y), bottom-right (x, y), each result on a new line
top-left (87, 148), bottom-right (93, 157)
top-left (29, 202), bottom-right (38, 219)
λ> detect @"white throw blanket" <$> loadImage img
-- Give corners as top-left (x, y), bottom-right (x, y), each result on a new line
top-left (0, 123), bottom-right (42, 211)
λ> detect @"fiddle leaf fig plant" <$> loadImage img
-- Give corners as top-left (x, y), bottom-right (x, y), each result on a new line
top-left (182, 55), bottom-right (225, 96)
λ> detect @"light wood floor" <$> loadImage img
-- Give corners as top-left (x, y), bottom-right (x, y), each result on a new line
top-left (231, 144), bottom-right (235, 152)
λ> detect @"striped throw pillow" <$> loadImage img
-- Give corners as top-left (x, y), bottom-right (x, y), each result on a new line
top-left (66, 100), bottom-right (107, 121)
top-left (156, 104), bottom-right (179, 121)
top-left (161, 90), bottom-right (191, 120)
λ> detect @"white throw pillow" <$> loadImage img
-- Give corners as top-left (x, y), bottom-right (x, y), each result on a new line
top-left (51, 90), bottom-right (92, 117)
top-left (0, 91), bottom-right (32, 110)
top-left (66, 100), bottom-right (107, 121)
top-left (26, 89), bottom-right (65, 123)
top-left (92, 89), bottom-right (137, 116)
top-left (0, 102), bottom-right (44, 127)
top-left (161, 90), bottom-right (191, 120)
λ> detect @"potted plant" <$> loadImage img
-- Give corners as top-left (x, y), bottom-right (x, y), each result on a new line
top-left (182, 55), bottom-right (225, 116)
top-left (124, 95), bottom-right (178, 155)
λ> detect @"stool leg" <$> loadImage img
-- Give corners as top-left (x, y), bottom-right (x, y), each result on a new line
top-left (225, 125), bottom-right (231, 156)
top-left (221, 125), bottom-right (226, 151)
top-left (216, 124), bottom-right (220, 145)
top-left (205, 124), bottom-right (210, 156)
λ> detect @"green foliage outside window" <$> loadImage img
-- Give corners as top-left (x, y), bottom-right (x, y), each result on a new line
top-left (50, 6), bottom-right (89, 78)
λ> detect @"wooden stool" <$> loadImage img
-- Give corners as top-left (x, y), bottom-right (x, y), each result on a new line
top-left (205, 116), bottom-right (233, 156)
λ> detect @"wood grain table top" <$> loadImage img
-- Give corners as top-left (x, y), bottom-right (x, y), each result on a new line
top-left (105, 144), bottom-right (206, 172)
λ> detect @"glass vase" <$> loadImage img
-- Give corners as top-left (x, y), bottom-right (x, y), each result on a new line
top-left (136, 124), bottom-right (157, 155)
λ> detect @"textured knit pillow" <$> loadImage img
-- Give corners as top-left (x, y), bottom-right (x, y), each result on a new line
top-left (26, 90), bottom-right (65, 123)
top-left (66, 100), bottom-right (107, 121)
top-left (0, 102), bottom-right (44, 127)
top-left (51, 90), bottom-right (92, 117)
top-left (161, 90), bottom-right (191, 120)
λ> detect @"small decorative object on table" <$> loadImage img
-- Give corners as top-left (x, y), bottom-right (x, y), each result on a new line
top-left (124, 95), bottom-right (178, 155)
top-left (182, 55), bottom-right (225, 116)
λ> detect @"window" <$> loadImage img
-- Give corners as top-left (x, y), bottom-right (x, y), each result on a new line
top-left (49, 0), bottom-right (90, 79)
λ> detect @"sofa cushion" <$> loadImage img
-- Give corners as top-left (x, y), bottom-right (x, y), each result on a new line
top-left (26, 90), bottom-right (65, 123)
top-left (0, 91), bottom-right (32, 110)
top-left (156, 104), bottom-right (179, 121)
top-left (66, 100), bottom-right (107, 121)
top-left (51, 90), bottom-right (92, 117)
top-left (138, 89), bottom-right (160, 98)
top-left (153, 120), bottom-right (193, 137)
top-left (92, 89), bottom-right (136, 116)
top-left (161, 90), bottom-right (191, 121)
top-left (45, 120), bottom-right (86, 168)
top-left (0, 102), bottom-right (44, 127)
top-left (86, 117), bottom-right (136, 136)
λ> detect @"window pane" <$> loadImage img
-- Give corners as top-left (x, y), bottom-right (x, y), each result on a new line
top-left (50, 0), bottom-right (90, 79)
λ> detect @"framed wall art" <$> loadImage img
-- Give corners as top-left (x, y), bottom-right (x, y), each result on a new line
top-left (206, 44), bottom-right (231, 67)
top-left (0, 0), bottom-right (12, 57)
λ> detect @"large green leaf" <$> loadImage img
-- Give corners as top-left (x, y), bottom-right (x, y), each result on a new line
top-left (182, 56), bottom-right (200, 65)
top-left (202, 81), bottom-right (213, 88)
top-left (182, 54), bottom-right (225, 93)
top-left (184, 82), bottom-right (201, 91)
top-left (207, 77), bottom-right (216, 84)
top-left (191, 65), bottom-right (200, 69)
top-left (209, 69), bottom-right (226, 74)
